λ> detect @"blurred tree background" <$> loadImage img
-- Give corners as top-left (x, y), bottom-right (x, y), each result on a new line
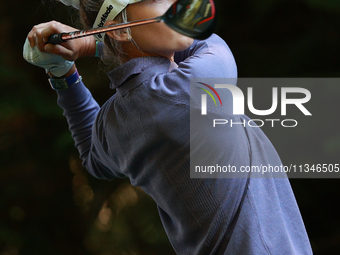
top-left (0, 0), bottom-right (339, 254)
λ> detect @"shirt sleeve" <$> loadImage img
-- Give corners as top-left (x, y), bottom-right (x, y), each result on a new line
top-left (174, 34), bottom-right (237, 79)
top-left (56, 80), bottom-right (117, 179)
top-left (149, 34), bottom-right (237, 107)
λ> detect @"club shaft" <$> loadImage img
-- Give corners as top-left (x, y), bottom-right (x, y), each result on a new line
top-left (48, 16), bottom-right (162, 44)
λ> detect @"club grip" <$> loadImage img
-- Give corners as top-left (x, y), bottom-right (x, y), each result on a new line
top-left (47, 33), bottom-right (66, 45)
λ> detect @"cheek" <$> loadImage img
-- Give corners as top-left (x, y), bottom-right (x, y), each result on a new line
top-left (131, 20), bottom-right (168, 40)
top-left (129, 24), bottom-right (159, 45)
top-left (130, 22), bottom-right (194, 52)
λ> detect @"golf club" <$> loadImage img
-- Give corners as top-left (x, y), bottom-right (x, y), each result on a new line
top-left (47, 0), bottom-right (216, 45)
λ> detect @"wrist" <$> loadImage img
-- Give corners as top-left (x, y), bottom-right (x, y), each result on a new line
top-left (48, 68), bottom-right (81, 91)
top-left (63, 64), bottom-right (77, 78)
top-left (81, 36), bottom-right (97, 57)
top-left (79, 37), bottom-right (101, 58)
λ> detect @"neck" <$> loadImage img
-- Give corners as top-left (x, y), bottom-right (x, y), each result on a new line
top-left (121, 41), bottom-right (174, 64)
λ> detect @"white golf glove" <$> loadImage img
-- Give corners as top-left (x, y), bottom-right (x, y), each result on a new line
top-left (23, 38), bottom-right (74, 77)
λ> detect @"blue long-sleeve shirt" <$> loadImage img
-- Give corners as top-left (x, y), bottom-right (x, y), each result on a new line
top-left (57, 34), bottom-right (312, 254)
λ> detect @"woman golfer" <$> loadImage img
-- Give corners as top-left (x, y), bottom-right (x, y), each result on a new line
top-left (24, 0), bottom-right (312, 254)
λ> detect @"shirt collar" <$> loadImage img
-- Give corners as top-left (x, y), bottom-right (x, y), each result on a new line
top-left (107, 57), bottom-right (177, 95)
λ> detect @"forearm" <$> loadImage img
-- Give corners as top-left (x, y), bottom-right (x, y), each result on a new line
top-left (56, 76), bottom-right (100, 161)
top-left (54, 40), bottom-right (100, 156)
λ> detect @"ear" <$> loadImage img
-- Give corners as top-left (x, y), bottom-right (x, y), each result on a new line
top-left (104, 20), bottom-right (131, 42)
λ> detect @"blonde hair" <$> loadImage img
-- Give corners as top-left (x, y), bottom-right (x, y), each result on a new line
top-left (79, 0), bottom-right (132, 67)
